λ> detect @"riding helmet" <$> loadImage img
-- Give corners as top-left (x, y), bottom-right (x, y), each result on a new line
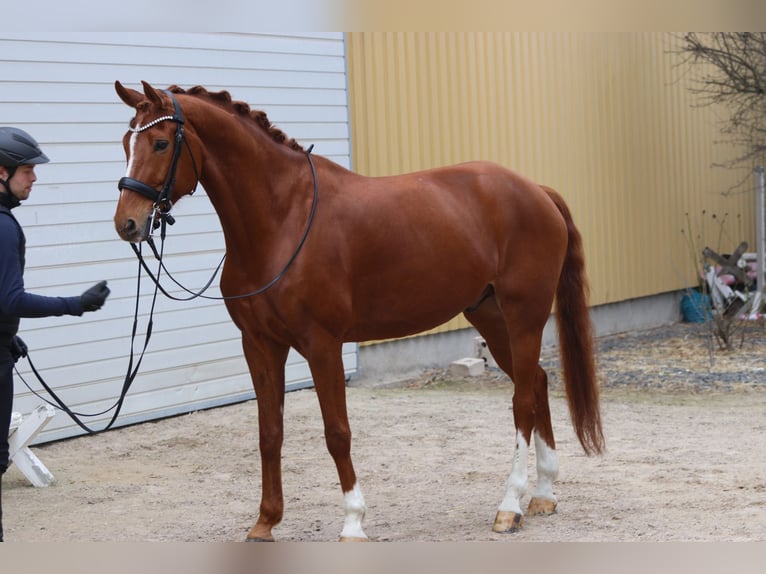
top-left (0, 127), bottom-right (50, 167)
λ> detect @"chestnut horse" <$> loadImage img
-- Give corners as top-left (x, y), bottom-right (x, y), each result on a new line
top-left (113, 81), bottom-right (603, 541)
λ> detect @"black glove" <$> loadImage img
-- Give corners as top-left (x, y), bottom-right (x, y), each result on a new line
top-left (80, 280), bottom-right (110, 312)
top-left (10, 335), bottom-right (27, 363)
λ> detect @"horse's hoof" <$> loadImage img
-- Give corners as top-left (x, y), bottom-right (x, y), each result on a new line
top-left (492, 511), bottom-right (523, 533)
top-left (527, 497), bottom-right (557, 516)
top-left (339, 536), bottom-right (370, 542)
top-left (245, 535), bottom-right (275, 542)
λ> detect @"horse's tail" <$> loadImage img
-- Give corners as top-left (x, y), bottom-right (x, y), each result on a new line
top-left (542, 186), bottom-right (604, 456)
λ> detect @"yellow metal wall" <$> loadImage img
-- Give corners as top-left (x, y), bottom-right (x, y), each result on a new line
top-left (346, 32), bottom-right (755, 335)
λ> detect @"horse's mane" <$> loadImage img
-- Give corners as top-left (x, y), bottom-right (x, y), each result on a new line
top-left (167, 85), bottom-right (304, 152)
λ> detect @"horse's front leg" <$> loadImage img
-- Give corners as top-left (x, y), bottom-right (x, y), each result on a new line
top-left (241, 334), bottom-right (290, 542)
top-left (306, 338), bottom-right (368, 542)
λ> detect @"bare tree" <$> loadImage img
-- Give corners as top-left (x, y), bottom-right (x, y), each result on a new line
top-left (677, 33), bottom-right (766, 171)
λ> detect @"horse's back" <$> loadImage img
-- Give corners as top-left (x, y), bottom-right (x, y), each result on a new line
top-left (334, 160), bottom-right (562, 230)
top-left (366, 160), bottom-right (569, 258)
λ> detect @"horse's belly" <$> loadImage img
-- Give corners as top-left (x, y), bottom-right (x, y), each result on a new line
top-left (345, 273), bottom-right (486, 342)
top-left (345, 309), bottom-right (461, 342)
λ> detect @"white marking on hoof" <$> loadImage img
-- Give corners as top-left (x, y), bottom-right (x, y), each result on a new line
top-left (532, 430), bottom-right (559, 503)
top-left (340, 483), bottom-right (368, 541)
top-left (497, 431), bottom-right (529, 516)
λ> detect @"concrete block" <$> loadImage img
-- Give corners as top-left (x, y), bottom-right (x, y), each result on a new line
top-left (474, 336), bottom-right (498, 368)
top-left (449, 357), bottom-right (486, 377)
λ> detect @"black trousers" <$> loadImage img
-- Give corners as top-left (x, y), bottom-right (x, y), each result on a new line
top-left (0, 346), bottom-right (13, 542)
top-left (0, 346), bottom-right (13, 473)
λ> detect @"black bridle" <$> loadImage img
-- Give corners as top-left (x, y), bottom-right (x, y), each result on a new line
top-left (118, 90), bottom-right (198, 231)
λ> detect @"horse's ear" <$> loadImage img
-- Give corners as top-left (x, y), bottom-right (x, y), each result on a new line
top-left (141, 80), bottom-right (165, 108)
top-left (115, 81), bottom-right (143, 108)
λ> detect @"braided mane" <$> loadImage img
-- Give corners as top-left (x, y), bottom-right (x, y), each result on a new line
top-left (167, 85), bottom-right (304, 152)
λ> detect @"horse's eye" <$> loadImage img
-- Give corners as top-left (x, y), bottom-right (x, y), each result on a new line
top-left (154, 140), bottom-right (170, 152)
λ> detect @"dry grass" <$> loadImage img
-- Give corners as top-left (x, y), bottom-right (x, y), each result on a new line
top-left (402, 321), bottom-right (766, 397)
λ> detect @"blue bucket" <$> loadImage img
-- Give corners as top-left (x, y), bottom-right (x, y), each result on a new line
top-left (681, 290), bottom-right (712, 323)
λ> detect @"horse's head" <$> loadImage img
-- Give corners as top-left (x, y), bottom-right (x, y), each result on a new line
top-left (114, 80), bottom-right (200, 242)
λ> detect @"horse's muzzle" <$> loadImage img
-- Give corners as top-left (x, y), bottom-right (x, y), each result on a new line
top-left (115, 216), bottom-right (151, 243)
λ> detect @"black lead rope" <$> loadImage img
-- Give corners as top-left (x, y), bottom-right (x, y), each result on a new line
top-left (15, 243), bottom-right (163, 435)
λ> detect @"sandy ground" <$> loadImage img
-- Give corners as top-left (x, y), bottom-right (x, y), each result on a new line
top-left (3, 322), bottom-right (766, 542)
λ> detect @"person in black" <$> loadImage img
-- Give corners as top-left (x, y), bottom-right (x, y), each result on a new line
top-left (0, 127), bottom-right (110, 542)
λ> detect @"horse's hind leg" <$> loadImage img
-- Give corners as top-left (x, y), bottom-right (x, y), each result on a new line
top-left (464, 294), bottom-right (515, 376)
top-left (527, 367), bottom-right (559, 517)
top-left (464, 293), bottom-right (559, 532)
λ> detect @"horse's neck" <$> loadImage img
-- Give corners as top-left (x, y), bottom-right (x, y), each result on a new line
top-left (196, 122), bottom-right (311, 254)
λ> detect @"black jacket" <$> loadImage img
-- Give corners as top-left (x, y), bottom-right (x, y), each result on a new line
top-left (0, 192), bottom-right (82, 343)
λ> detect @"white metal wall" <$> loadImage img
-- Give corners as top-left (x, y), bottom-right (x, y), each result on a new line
top-left (0, 33), bottom-right (357, 443)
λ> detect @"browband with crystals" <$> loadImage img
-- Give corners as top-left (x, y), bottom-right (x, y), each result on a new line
top-left (129, 115), bottom-right (177, 133)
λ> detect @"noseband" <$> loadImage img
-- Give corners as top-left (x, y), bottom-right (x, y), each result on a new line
top-left (118, 90), bottom-right (198, 230)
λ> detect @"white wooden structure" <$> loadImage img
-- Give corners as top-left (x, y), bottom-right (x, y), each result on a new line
top-left (8, 406), bottom-right (56, 486)
top-left (0, 33), bottom-right (357, 444)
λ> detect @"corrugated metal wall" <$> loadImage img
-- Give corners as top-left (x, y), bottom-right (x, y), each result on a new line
top-left (2, 33), bottom-right (357, 442)
top-left (346, 32), bottom-right (754, 334)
